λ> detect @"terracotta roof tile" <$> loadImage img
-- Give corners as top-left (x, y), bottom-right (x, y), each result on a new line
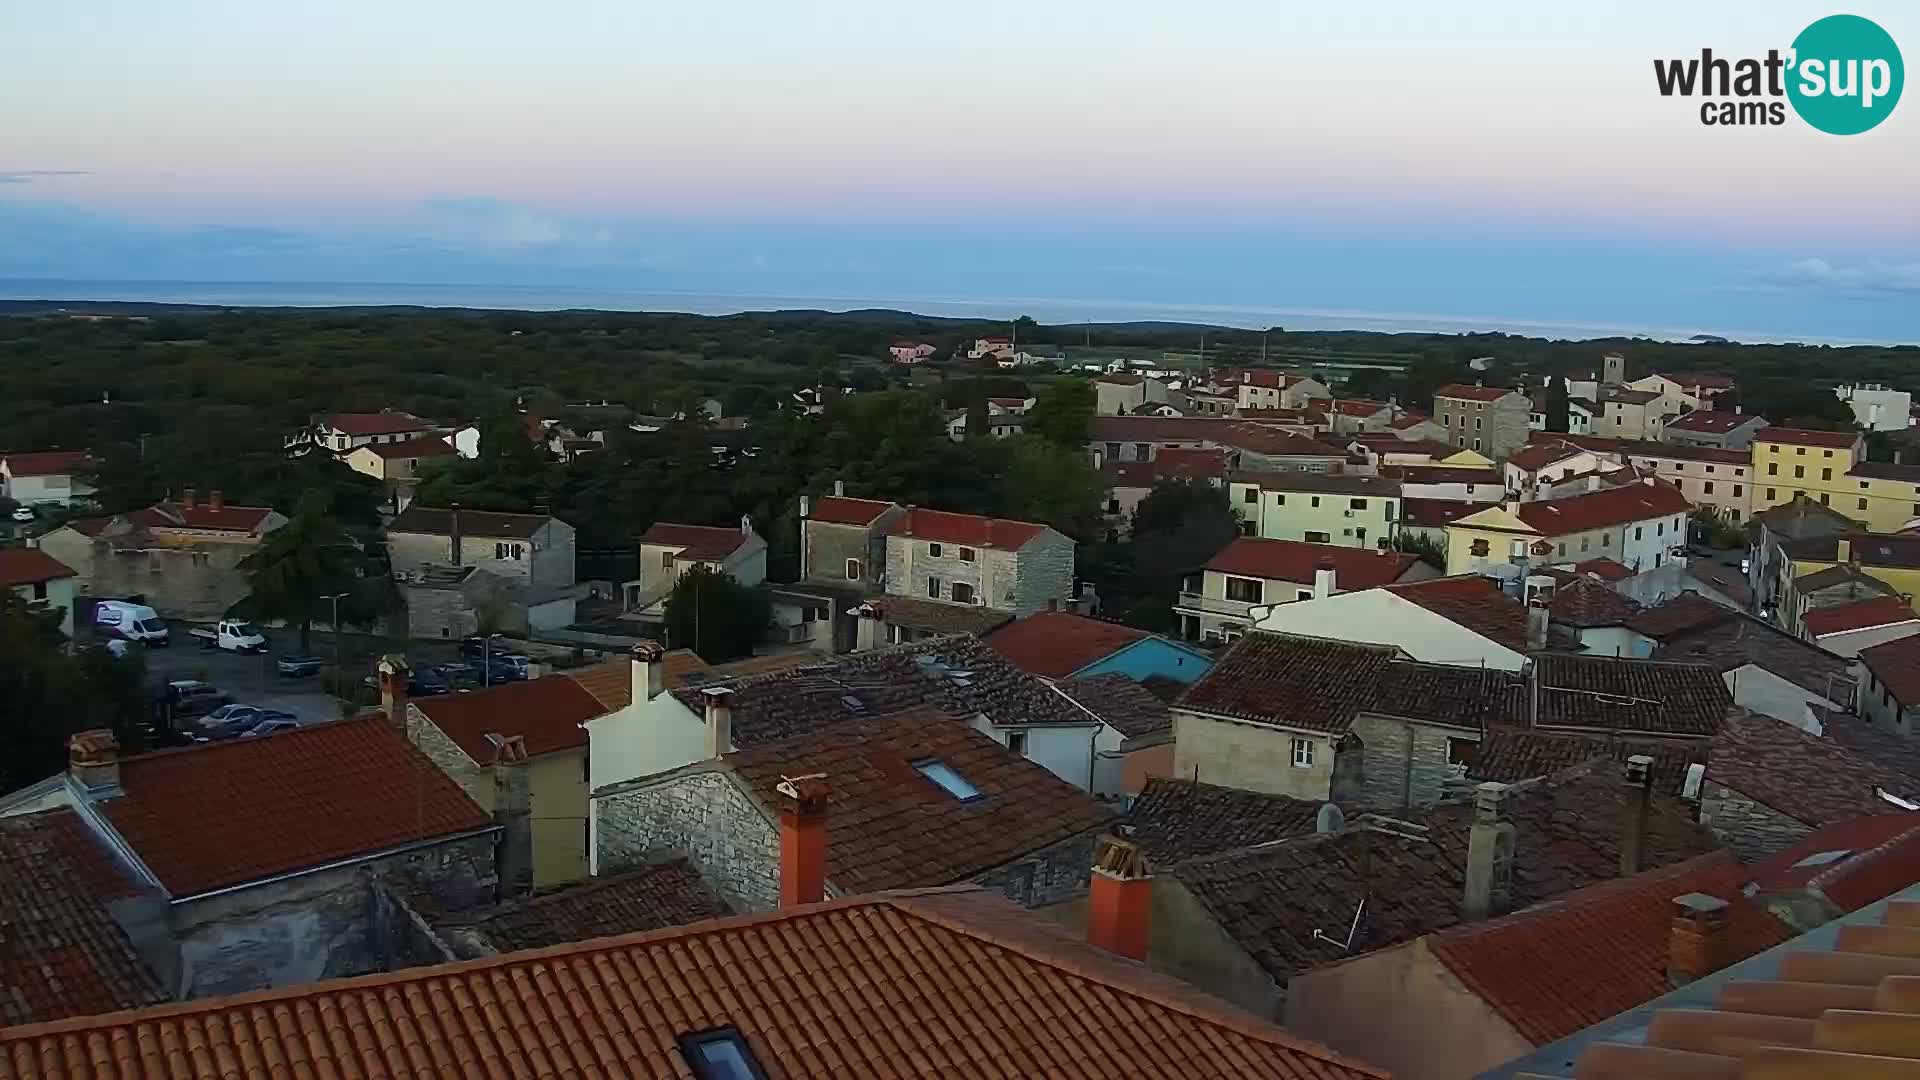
top-left (1388, 575), bottom-right (1533, 652)
top-left (1229, 469), bottom-right (1405, 496)
top-left (358, 435), bottom-right (455, 460)
top-left (1861, 635), bottom-right (1920, 708)
top-left (127, 500), bottom-right (276, 533)
top-left (1626, 590), bottom-right (1741, 640)
top-left (859, 594), bottom-right (1015, 636)
top-left (1614, 438), bottom-right (1750, 466)
top-left (1056, 673), bottom-right (1172, 739)
top-left (1398, 497), bottom-right (1481, 528)
top-left (0, 886), bottom-right (1384, 1079)
top-left (808, 495), bottom-right (898, 526)
top-left (1684, 557), bottom-right (1752, 606)
top-left (1087, 415), bottom-right (1348, 458)
top-left (424, 858), bottom-right (731, 953)
top-left (1705, 711), bottom-right (1918, 830)
top-left (1514, 480), bottom-right (1691, 535)
top-left (890, 507), bottom-right (1049, 549)
top-left (1469, 727), bottom-right (1708, 795)
top-left (1757, 426), bottom-right (1861, 449)
top-left (0, 548), bottom-right (77, 588)
top-left (0, 450), bottom-right (92, 478)
top-left (95, 717), bottom-right (493, 898)
top-left (1173, 762), bottom-right (1719, 986)
top-left (0, 809), bottom-right (168, 1026)
top-left (1426, 851), bottom-right (1793, 1045)
top-left (1124, 778), bottom-right (1326, 864)
top-left (321, 412), bottom-right (434, 436)
top-left (1530, 654), bottom-right (1731, 737)
top-left (1653, 611), bottom-right (1851, 699)
top-left (1436, 383), bottom-right (1521, 402)
top-left (1749, 816), bottom-right (1920, 915)
top-left (413, 674), bottom-right (606, 760)
top-left (1507, 441), bottom-right (1592, 471)
top-left (1664, 410), bottom-right (1760, 434)
top-left (1548, 576), bottom-right (1642, 628)
top-left (639, 520), bottom-right (751, 560)
top-left (388, 504), bottom-right (551, 539)
top-left (724, 709), bottom-right (1115, 894)
top-left (1204, 537), bottom-right (1421, 590)
top-left (985, 611), bottom-right (1148, 678)
top-left (1176, 633), bottom-right (1396, 734)
top-left (1575, 557), bottom-right (1635, 582)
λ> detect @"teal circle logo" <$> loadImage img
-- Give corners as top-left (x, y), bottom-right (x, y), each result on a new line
top-left (1787, 14), bottom-right (1903, 134)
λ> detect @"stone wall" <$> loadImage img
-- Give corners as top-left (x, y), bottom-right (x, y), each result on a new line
top-left (971, 828), bottom-right (1102, 908)
top-left (595, 768), bottom-right (780, 912)
top-left (170, 832), bottom-right (496, 999)
top-left (407, 707), bottom-right (489, 808)
top-left (1009, 532), bottom-right (1075, 616)
top-left (74, 541), bottom-right (259, 622)
top-left (1698, 781), bottom-right (1813, 863)
top-left (804, 519), bottom-right (891, 587)
top-left (1173, 711), bottom-right (1332, 799)
top-left (1350, 715), bottom-right (1472, 809)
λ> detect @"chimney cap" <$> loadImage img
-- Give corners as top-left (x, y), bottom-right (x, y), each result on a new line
top-left (69, 729), bottom-right (119, 764)
top-left (701, 685), bottom-right (735, 701)
top-left (485, 733), bottom-right (529, 765)
top-left (1624, 754), bottom-right (1655, 787)
top-left (775, 772), bottom-right (832, 811)
top-left (1672, 892), bottom-right (1729, 920)
top-left (1092, 833), bottom-right (1150, 879)
top-left (1472, 781), bottom-right (1510, 821)
top-left (630, 640), bottom-right (665, 662)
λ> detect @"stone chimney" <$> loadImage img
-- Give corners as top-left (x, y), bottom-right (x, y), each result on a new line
top-left (208, 490), bottom-right (224, 512)
top-left (1088, 832), bottom-right (1153, 961)
top-left (490, 734), bottom-right (534, 899)
top-left (1526, 598), bottom-right (1551, 651)
top-left (834, 479), bottom-right (846, 497)
top-left (449, 502), bottom-right (463, 566)
top-left (1622, 754), bottom-right (1655, 877)
top-left (630, 640), bottom-right (664, 705)
top-left (777, 773), bottom-right (832, 908)
top-left (702, 686), bottom-right (734, 758)
top-left (1463, 782), bottom-right (1516, 920)
top-left (181, 486), bottom-right (197, 510)
top-left (1313, 556), bottom-right (1337, 600)
top-left (376, 654), bottom-right (411, 734)
top-left (68, 730), bottom-right (121, 798)
top-left (1668, 892), bottom-right (1731, 988)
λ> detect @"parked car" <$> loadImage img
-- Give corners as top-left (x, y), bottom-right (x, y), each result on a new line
top-left (157, 680), bottom-right (231, 721)
top-left (458, 634), bottom-right (507, 661)
top-left (276, 654), bottom-right (325, 677)
top-left (10, 506), bottom-right (33, 523)
top-left (188, 620), bottom-right (268, 654)
top-left (238, 717), bottom-right (300, 738)
top-left (195, 708), bottom-right (297, 742)
top-left (95, 600), bottom-right (170, 645)
top-left (408, 667), bottom-right (452, 696)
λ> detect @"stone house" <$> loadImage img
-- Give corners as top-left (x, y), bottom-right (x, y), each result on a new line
top-left (38, 491), bottom-right (288, 621)
top-left (387, 505), bottom-right (579, 635)
top-left (630, 517), bottom-right (767, 620)
top-left (594, 705), bottom-right (1113, 913)
top-left (856, 507), bottom-right (1074, 648)
top-left (1662, 409), bottom-right (1770, 450)
top-left (1433, 383), bottom-right (1531, 461)
top-left (406, 673), bottom-right (610, 888)
top-left (765, 486), bottom-right (905, 654)
top-left (0, 707), bottom-right (504, 1001)
top-left (288, 410), bottom-right (437, 456)
top-left (1698, 710), bottom-right (1920, 862)
top-left (342, 436), bottom-right (455, 507)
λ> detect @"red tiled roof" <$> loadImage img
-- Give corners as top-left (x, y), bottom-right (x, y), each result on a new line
top-left (1749, 815), bottom-right (1920, 914)
top-left (1390, 413), bottom-right (1434, 429)
top-left (388, 505), bottom-right (550, 539)
top-left (809, 495), bottom-right (898, 526)
top-left (1152, 447), bottom-right (1229, 481)
top-left (414, 675), bottom-right (605, 760)
top-left (1087, 416), bottom-right (1347, 459)
top-left (0, 885), bottom-right (1386, 1080)
top-left (1176, 634), bottom-right (1397, 734)
top-left (1382, 465), bottom-right (1503, 484)
top-left (893, 507), bottom-right (1049, 550)
top-left (1398, 498), bottom-right (1481, 528)
top-left (1860, 634), bottom-right (1920, 708)
top-left (1435, 383), bottom-right (1519, 402)
top-left (1548, 576), bottom-right (1641, 629)
top-left (724, 709), bottom-right (1116, 894)
top-left (984, 611), bottom-right (1149, 679)
top-left (95, 717), bottom-right (492, 898)
top-left (1351, 437), bottom-right (1453, 457)
top-left (1387, 575), bottom-right (1532, 652)
top-left (360, 435), bottom-right (455, 460)
top-left (1426, 851), bottom-right (1792, 1046)
top-left (1574, 557), bottom-right (1635, 581)
top-left (640, 521), bottom-right (751, 560)
top-left (126, 501), bottom-right (277, 533)
top-left (0, 450), bottom-right (92, 478)
top-left (322, 412), bottom-right (434, 437)
top-left (1664, 410), bottom-right (1758, 434)
top-left (1205, 537), bottom-right (1421, 590)
top-left (0, 547), bottom-right (77, 587)
top-left (1513, 480), bottom-right (1690, 535)
top-left (1757, 426), bottom-right (1861, 449)
top-left (0, 809), bottom-right (168, 1026)
top-left (1506, 440), bottom-right (1591, 471)
top-left (1316, 399), bottom-right (1393, 417)
top-left (1805, 595), bottom-right (1920, 638)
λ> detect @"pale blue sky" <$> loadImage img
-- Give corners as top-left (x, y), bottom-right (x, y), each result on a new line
top-left (2, 1), bottom-right (1916, 340)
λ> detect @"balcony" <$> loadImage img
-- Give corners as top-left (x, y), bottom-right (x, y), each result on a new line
top-left (1173, 591), bottom-right (1258, 619)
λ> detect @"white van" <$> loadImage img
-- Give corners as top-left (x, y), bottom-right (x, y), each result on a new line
top-left (94, 600), bottom-right (171, 645)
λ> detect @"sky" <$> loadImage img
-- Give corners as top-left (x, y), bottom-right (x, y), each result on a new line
top-left (3, 1), bottom-right (1917, 342)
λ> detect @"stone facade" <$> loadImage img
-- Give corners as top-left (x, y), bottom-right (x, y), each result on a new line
top-left (1435, 391), bottom-right (1531, 462)
top-left (1008, 531), bottom-right (1076, 616)
top-left (1173, 710), bottom-right (1333, 799)
top-left (970, 829), bottom-right (1103, 908)
top-left (803, 513), bottom-right (901, 588)
top-left (883, 528), bottom-right (1074, 617)
top-left (596, 767), bottom-right (781, 912)
top-left (1349, 715), bottom-right (1475, 809)
top-left (388, 518), bottom-right (576, 592)
top-left (41, 522), bottom-right (279, 622)
top-left (1698, 781), bottom-right (1813, 863)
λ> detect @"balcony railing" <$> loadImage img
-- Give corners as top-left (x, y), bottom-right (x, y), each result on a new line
top-left (1174, 591), bottom-right (1258, 618)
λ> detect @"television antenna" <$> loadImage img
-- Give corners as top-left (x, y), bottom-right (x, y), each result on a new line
top-left (1311, 897), bottom-right (1367, 952)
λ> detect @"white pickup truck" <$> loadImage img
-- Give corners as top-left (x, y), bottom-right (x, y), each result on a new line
top-left (189, 620), bottom-right (269, 654)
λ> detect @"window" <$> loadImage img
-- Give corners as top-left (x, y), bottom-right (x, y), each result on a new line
top-left (927, 576), bottom-right (942, 598)
top-left (1704, 482), bottom-right (1714, 495)
top-left (1225, 576), bottom-right (1263, 603)
top-left (1297, 590), bottom-right (1313, 601)
top-left (1446, 737), bottom-right (1476, 767)
top-left (1475, 418), bottom-right (1483, 430)
top-left (1656, 522), bottom-right (1664, 536)
top-left (1006, 730), bottom-right (1028, 756)
top-left (1581, 535), bottom-right (1591, 552)
top-left (678, 1029), bottom-right (768, 1080)
top-left (951, 582), bottom-right (976, 604)
top-left (1862, 498), bottom-right (1871, 510)
top-left (496, 542), bottom-right (524, 560)
top-left (1794, 465), bottom-right (1805, 479)
top-left (1134, 443), bottom-right (1150, 462)
top-left (1305, 531), bottom-right (1331, 543)
top-left (1106, 497), bottom-right (1120, 514)
top-left (1354, 527), bottom-right (1367, 542)
top-left (1733, 484), bottom-right (1743, 496)
top-left (1474, 439), bottom-right (1482, 451)
top-left (1350, 498), bottom-right (1367, 510)
top-left (845, 558), bottom-right (861, 580)
top-left (1634, 526), bottom-right (1643, 541)
top-left (1384, 501), bottom-right (1396, 521)
top-left (1705, 465), bottom-right (1715, 474)
top-left (660, 550), bottom-right (674, 569)
top-left (1311, 496), bottom-right (1321, 508)
top-left (1291, 737), bottom-right (1315, 768)
top-left (1824, 449), bottom-right (1834, 457)
top-left (1469, 538), bottom-right (1491, 557)
top-left (1601, 533), bottom-right (1610, 547)
top-left (31, 581), bottom-right (47, 600)
top-left (1796, 446), bottom-right (1806, 456)
top-left (1863, 480), bottom-right (1873, 490)
top-left (959, 547), bottom-right (974, 562)
top-left (1244, 487), bottom-right (1258, 503)
top-left (928, 542), bottom-right (942, 557)
top-left (1768, 444), bottom-right (1778, 453)
top-left (1820, 493), bottom-right (1830, 506)
top-left (1767, 487), bottom-right (1776, 500)
top-left (915, 758), bottom-right (983, 800)
top-left (1241, 520), bottom-right (1256, 536)
top-left (1275, 493), bottom-right (1286, 505)
top-left (1823, 468), bottom-right (1833, 481)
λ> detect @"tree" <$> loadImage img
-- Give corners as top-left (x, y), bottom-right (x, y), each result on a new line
top-left (1391, 531), bottom-right (1447, 570)
top-left (0, 590), bottom-right (149, 792)
top-left (663, 564), bottom-right (770, 662)
top-left (234, 489), bottom-right (394, 652)
top-left (1544, 374), bottom-right (1571, 434)
top-left (996, 437), bottom-right (1107, 541)
top-left (1026, 379), bottom-right (1096, 447)
top-left (1130, 479), bottom-right (1241, 582)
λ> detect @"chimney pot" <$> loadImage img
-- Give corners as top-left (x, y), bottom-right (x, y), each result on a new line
top-left (1464, 782), bottom-right (1516, 920)
top-left (68, 729), bottom-right (121, 798)
top-left (377, 655), bottom-right (411, 734)
top-left (1088, 833), bottom-right (1152, 960)
top-left (181, 486), bottom-right (196, 510)
top-left (702, 686), bottom-right (734, 758)
top-left (208, 490), bottom-right (224, 512)
top-left (630, 640), bottom-right (665, 704)
top-left (1621, 754), bottom-right (1655, 877)
top-left (1668, 892), bottom-right (1731, 988)
top-left (778, 774), bottom-right (831, 908)
top-left (1313, 556), bottom-right (1337, 600)
top-left (834, 480), bottom-right (846, 497)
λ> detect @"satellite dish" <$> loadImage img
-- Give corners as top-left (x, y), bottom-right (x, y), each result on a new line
top-left (1315, 803), bottom-right (1346, 834)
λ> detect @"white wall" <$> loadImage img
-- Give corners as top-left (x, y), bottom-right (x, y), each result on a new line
top-left (1725, 664), bottom-right (1840, 735)
top-left (1254, 590), bottom-right (1528, 671)
top-left (1815, 621), bottom-right (1920, 659)
top-left (1574, 625), bottom-right (1649, 658)
top-left (585, 693), bottom-right (713, 792)
top-left (971, 717), bottom-right (1099, 791)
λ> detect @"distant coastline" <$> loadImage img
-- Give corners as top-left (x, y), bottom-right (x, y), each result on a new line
top-left (0, 277), bottom-right (1899, 348)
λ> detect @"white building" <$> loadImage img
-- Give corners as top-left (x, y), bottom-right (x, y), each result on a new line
top-left (0, 451), bottom-right (95, 509)
top-left (1836, 384), bottom-right (1915, 432)
top-left (1251, 575), bottom-right (1532, 672)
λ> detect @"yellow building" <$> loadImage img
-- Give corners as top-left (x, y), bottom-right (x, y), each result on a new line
top-left (1443, 480), bottom-right (1692, 576)
top-left (407, 675), bottom-right (609, 887)
top-left (1782, 534), bottom-right (1920, 631)
top-left (1749, 427), bottom-right (1866, 519)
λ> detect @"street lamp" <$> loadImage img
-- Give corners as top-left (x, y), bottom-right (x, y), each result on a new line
top-left (322, 592), bottom-right (348, 699)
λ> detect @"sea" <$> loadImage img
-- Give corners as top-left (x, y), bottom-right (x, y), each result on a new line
top-left (0, 278), bottom-right (1879, 346)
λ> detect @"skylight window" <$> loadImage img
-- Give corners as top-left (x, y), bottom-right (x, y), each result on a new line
top-left (914, 758), bottom-right (982, 801)
top-left (678, 1028), bottom-right (768, 1080)
top-left (1790, 849), bottom-right (1853, 869)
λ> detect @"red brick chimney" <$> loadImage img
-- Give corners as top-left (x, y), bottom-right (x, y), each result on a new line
top-left (377, 654), bottom-right (411, 734)
top-left (208, 489), bottom-right (225, 512)
top-left (181, 486), bottom-right (197, 510)
top-left (1088, 832), bottom-right (1152, 960)
top-left (778, 774), bottom-right (831, 908)
top-left (68, 730), bottom-right (122, 798)
top-left (1668, 892), bottom-right (1730, 988)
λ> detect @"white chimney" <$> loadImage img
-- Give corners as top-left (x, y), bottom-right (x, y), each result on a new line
top-left (631, 642), bottom-right (664, 705)
top-left (702, 686), bottom-right (734, 758)
top-left (834, 480), bottom-right (846, 497)
top-left (1313, 556), bottom-right (1337, 599)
